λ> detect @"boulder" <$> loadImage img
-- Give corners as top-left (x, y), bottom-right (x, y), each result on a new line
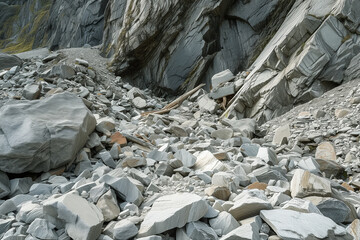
top-left (0, 53), bottom-right (22, 70)
top-left (0, 92), bottom-right (96, 173)
top-left (211, 69), bottom-right (235, 88)
top-left (260, 209), bottom-right (352, 240)
top-left (26, 218), bottom-right (57, 239)
top-left (50, 65), bottom-right (76, 79)
top-left (138, 193), bottom-right (208, 237)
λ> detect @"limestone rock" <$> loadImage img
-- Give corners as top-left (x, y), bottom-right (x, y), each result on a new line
top-left (132, 97), bottom-right (147, 109)
top-left (281, 198), bottom-right (322, 215)
top-left (306, 197), bottom-right (350, 224)
top-left (174, 149), bottom-right (196, 168)
top-left (138, 193), bottom-right (208, 237)
top-left (96, 190), bottom-right (120, 222)
top-left (205, 186), bottom-right (231, 201)
top-left (290, 169), bottom-right (332, 198)
top-left (221, 222), bottom-right (261, 240)
top-left (194, 151), bottom-right (228, 172)
top-left (209, 211), bottom-right (240, 236)
top-left (335, 108), bottom-right (350, 118)
top-left (211, 128), bottom-right (234, 140)
top-left (315, 142), bottom-right (336, 161)
top-left (0, 171), bottom-right (10, 198)
top-left (43, 192), bottom-right (104, 240)
top-left (198, 95), bottom-right (218, 114)
top-left (50, 65), bottom-right (75, 79)
top-left (22, 84), bottom-right (42, 100)
top-left (26, 218), bottom-right (57, 239)
top-left (347, 219), bottom-right (360, 240)
top-left (260, 209), bottom-right (352, 240)
top-left (186, 221), bottom-right (218, 240)
top-left (212, 69), bottom-right (235, 88)
top-left (113, 219), bottom-right (138, 240)
top-left (0, 92), bottom-right (96, 173)
top-left (272, 124), bottom-right (290, 146)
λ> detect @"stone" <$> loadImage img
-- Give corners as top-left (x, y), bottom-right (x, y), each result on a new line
top-left (98, 151), bottom-right (116, 169)
top-left (256, 147), bottom-right (278, 165)
top-left (205, 186), bottom-right (231, 201)
top-left (260, 209), bottom-right (351, 240)
top-left (96, 117), bottom-right (116, 136)
top-left (122, 156), bottom-right (146, 168)
top-left (0, 171), bottom-right (10, 198)
top-left (209, 211), bottom-right (240, 236)
top-left (198, 95), bottom-right (218, 114)
top-left (209, 83), bottom-right (236, 100)
top-left (110, 132), bottom-right (127, 146)
top-left (269, 192), bottom-right (291, 207)
top-left (96, 190), bottom-right (120, 222)
top-left (169, 125), bottom-right (188, 137)
top-left (22, 84), bottom-right (42, 100)
top-left (26, 218), bottom-right (57, 239)
top-left (315, 158), bottom-right (345, 178)
top-left (9, 177), bottom-right (33, 197)
top-left (290, 169), bottom-right (332, 198)
top-left (100, 175), bottom-right (143, 206)
top-left (29, 183), bottom-right (53, 196)
top-left (113, 219), bottom-right (138, 240)
top-left (315, 142), bottom-right (336, 161)
top-left (174, 149), bottom-right (196, 168)
top-left (42, 53), bottom-right (60, 63)
top-left (0, 53), bottom-right (22, 70)
top-left (194, 151), bottom-right (227, 172)
top-left (186, 221), bottom-right (218, 240)
top-left (138, 193), bottom-right (208, 237)
top-left (281, 198), bottom-right (322, 214)
top-left (221, 222), bottom-right (261, 240)
top-left (50, 65), bottom-right (75, 79)
top-left (0, 92), bottom-right (96, 173)
top-left (306, 197), bottom-right (350, 224)
top-left (247, 182), bottom-right (268, 191)
top-left (241, 143), bottom-right (260, 157)
top-left (211, 69), bottom-right (235, 88)
top-left (335, 108), bottom-right (350, 118)
top-left (272, 124), bottom-right (290, 146)
top-left (211, 128), bottom-right (234, 140)
top-left (43, 192), bottom-right (104, 240)
top-left (297, 157), bottom-right (321, 174)
top-left (229, 190), bottom-right (272, 220)
top-left (75, 58), bottom-right (89, 67)
top-left (347, 219), bottom-right (360, 240)
top-left (132, 97), bottom-right (147, 109)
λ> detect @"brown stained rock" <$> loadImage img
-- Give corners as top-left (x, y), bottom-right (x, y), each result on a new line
top-left (247, 182), bottom-right (268, 191)
top-left (111, 132), bottom-right (127, 146)
top-left (315, 142), bottom-right (336, 161)
top-left (341, 182), bottom-right (354, 192)
top-left (205, 186), bottom-right (231, 201)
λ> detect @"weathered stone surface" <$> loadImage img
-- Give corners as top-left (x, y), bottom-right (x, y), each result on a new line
top-left (138, 193), bottom-right (208, 237)
top-left (315, 142), bottom-right (336, 161)
top-left (281, 198), bottom-right (322, 214)
top-left (221, 222), bottom-right (261, 240)
top-left (0, 53), bottom-right (22, 70)
top-left (205, 186), bottom-right (230, 201)
top-left (26, 218), bottom-right (57, 239)
top-left (0, 171), bottom-right (10, 198)
top-left (50, 65), bottom-right (76, 79)
top-left (186, 221), bottom-right (218, 240)
top-left (174, 149), bottom-right (196, 168)
top-left (211, 69), bottom-right (235, 88)
top-left (211, 128), bottom-right (234, 140)
top-left (209, 211), bottom-right (240, 236)
top-left (194, 151), bottom-right (227, 172)
top-left (260, 209), bottom-right (352, 240)
top-left (22, 84), bottom-right (42, 100)
top-left (43, 192), bottom-right (104, 240)
top-left (113, 219), bottom-right (138, 240)
top-left (96, 190), bottom-right (120, 222)
top-left (347, 219), bottom-right (360, 240)
top-left (198, 95), bottom-right (218, 114)
top-left (0, 92), bottom-right (96, 173)
top-left (290, 169), bottom-right (332, 198)
top-left (272, 124), bottom-right (290, 145)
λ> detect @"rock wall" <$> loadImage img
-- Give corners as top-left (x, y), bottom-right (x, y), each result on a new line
top-left (103, 0), bottom-right (294, 94)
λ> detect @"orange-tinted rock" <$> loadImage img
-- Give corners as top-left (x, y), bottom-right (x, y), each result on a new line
top-left (247, 182), bottom-right (268, 191)
top-left (111, 132), bottom-right (127, 146)
top-left (341, 182), bottom-right (354, 192)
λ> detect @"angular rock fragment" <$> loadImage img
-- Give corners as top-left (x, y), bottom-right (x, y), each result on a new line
top-left (186, 221), bottom-right (218, 240)
top-left (211, 69), bottom-right (235, 88)
top-left (194, 151), bottom-right (227, 172)
top-left (174, 149), bottom-right (196, 168)
top-left (290, 169), bottom-right (331, 198)
top-left (138, 193), bottom-right (208, 237)
top-left (26, 218), bottom-right (57, 239)
top-left (96, 190), bottom-right (120, 222)
top-left (209, 211), bottom-right (240, 236)
top-left (272, 124), bottom-right (290, 145)
top-left (315, 142), bottom-right (336, 161)
top-left (113, 219), bottom-right (138, 240)
top-left (23, 84), bottom-right (42, 100)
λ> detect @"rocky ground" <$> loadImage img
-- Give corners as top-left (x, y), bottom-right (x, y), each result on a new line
top-left (0, 48), bottom-right (359, 240)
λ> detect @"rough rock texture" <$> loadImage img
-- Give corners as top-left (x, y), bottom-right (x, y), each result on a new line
top-left (0, 53), bottom-right (23, 70)
top-left (103, 0), bottom-right (294, 94)
top-left (0, 92), bottom-right (96, 173)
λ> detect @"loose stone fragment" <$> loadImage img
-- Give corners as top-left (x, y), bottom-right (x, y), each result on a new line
top-left (315, 142), bottom-right (336, 161)
top-left (272, 124), bottom-right (290, 145)
top-left (209, 211), bottom-right (240, 236)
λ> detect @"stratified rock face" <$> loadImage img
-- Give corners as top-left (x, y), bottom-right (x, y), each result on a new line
top-left (0, 92), bottom-right (96, 174)
top-left (104, 0), bottom-right (293, 94)
top-left (223, 0), bottom-right (360, 124)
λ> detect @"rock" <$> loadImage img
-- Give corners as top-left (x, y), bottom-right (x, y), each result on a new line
top-left (209, 83), bottom-right (236, 100)
top-left (50, 65), bottom-right (75, 79)
top-left (43, 192), bottom-right (104, 240)
top-left (272, 124), bottom-right (290, 145)
top-left (169, 125), bottom-right (188, 137)
top-left (42, 53), bottom-right (60, 63)
top-left (113, 219), bottom-right (138, 240)
top-left (260, 209), bottom-right (352, 240)
top-left (194, 151), bottom-right (228, 172)
top-left (256, 147), bottom-right (278, 165)
top-left (205, 186), bottom-right (231, 201)
top-left (306, 197), bottom-right (350, 224)
top-left (75, 58), bottom-right (89, 67)
top-left (0, 171), bottom-right (10, 198)
top-left (22, 84), bottom-right (42, 100)
top-left (209, 212), bottom-right (240, 236)
top-left (98, 151), bottom-right (116, 169)
top-left (315, 158), bottom-right (345, 178)
top-left (240, 143), bottom-right (260, 157)
top-left (174, 149), bottom-right (196, 168)
top-left (229, 190), bottom-right (272, 220)
top-left (186, 221), bottom-right (218, 240)
top-left (247, 182), bottom-right (268, 191)
top-left (0, 53), bottom-right (22, 70)
top-left (96, 117), bottom-right (116, 136)
top-left (347, 219), bottom-right (360, 240)
top-left (221, 222), bottom-right (261, 240)
top-left (315, 142), bottom-right (336, 161)
top-left (132, 97), bottom-right (147, 109)
top-left (96, 190), bottom-right (120, 222)
top-left (198, 95), bottom-right (218, 114)
top-left (110, 132), bottom-right (127, 146)
top-left (211, 69), bottom-right (235, 88)
top-left (0, 92), bottom-right (96, 173)
top-left (335, 108), bottom-right (350, 118)
top-left (211, 128), bottom-right (234, 140)
top-left (26, 218), bottom-right (57, 239)
top-left (9, 177), bottom-right (33, 197)
top-left (138, 193), bottom-right (208, 237)
top-left (122, 156), bottom-right (146, 168)
top-left (281, 198), bottom-right (322, 214)
top-left (297, 157), bottom-right (321, 174)
top-left (290, 169), bottom-right (332, 198)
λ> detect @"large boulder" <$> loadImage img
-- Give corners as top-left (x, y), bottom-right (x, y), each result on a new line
top-left (0, 92), bottom-right (96, 173)
top-left (0, 53), bottom-right (23, 70)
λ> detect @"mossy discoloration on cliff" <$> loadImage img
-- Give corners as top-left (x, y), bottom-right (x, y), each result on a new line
top-left (0, 0), bottom-right (51, 53)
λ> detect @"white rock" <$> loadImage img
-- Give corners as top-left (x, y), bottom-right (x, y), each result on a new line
top-left (346, 219), bottom-right (360, 240)
top-left (281, 198), bottom-right (322, 214)
top-left (113, 219), bottom-right (138, 240)
top-left (132, 97), bottom-right (147, 109)
top-left (211, 69), bottom-right (235, 88)
top-left (26, 218), bottom-right (57, 239)
top-left (43, 192), bottom-right (104, 240)
top-left (96, 117), bottom-right (115, 136)
top-left (96, 190), bottom-right (120, 222)
top-left (174, 149), bottom-right (196, 168)
top-left (138, 193), bottom-right (208, 237)
top-left (211, 128), bottom-right (234, 140)
top-left (260, 209), bottom-right (351, 239)
top-left (290, 169), bottom-right (332, 198)
top-left (198, 95), bottom-right (218, 114)
top-left (220, 222), bottom-right (260, 240)
top-left (194, 151), bottom-right (228, 172)
top-left (272, 124), bottom-right (290, 145)
top-left (186, 221), bottom-right (218, 239)
top-left (256, 147), bottom-right (278, 165)
top-left (209, 211), bottom-right (240, 236)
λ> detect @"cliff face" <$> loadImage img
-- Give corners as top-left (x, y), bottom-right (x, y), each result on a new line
top-left (102, 0), bottom-right (294, 94)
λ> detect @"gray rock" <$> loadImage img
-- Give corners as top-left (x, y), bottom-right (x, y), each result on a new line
top-left (186, 221), bottom-right (218, 240)
top-left (9, 177), bottom-right (32, 197)
top-left (241, 143), bottom-right (260, 157)
top-left (281, 198), bottom-right (322, 214)
top-left (256, 147), bottom-right (278, 165)
top-left (221, 222), bottom-right (261, 240)
top-left (132, 97), bottom-right (147, 109)
top-left (346, 219), bottom-right (360, 240)
top-left (26, 218), bottom-right (57, 239)
top-left (0, 53), bottom-right (22, 70)
top-left (22, 84), bottom-right (42, 100)
top-left (0, 92), bottom-right (96, 173)
top-left (209, 211), bottom-right (240, 236)
top-left (113, 219), bottom-right (138, 240)
top-left (28, 183), bottom-right (53, 196)
top-left (272, 124), bottom-right (290, 146)
top-left (210, 83), bottom-right (236, 100)
top-left (211, 69), bottom-right (235, 88)
top-left (43, 192), bottom-right (104, 240)
top-left (138, 193), bottom-right (208, 237)
top-left (50, 65), bottom-right (75, 79)
top-left (98, 151), bottom-right (116, 169)
top-left (211, 128), bottom-right (234, 140)
top-left (174, 149), bottom-right (196, 168)
top-left (96, 190), bottom-right (120, 222)
top-left (16, 202), bottom-right (44, 223)
top-left (198, 95), bottom-right (218, 114)
top-left (194, 151), bottom-right (228, 172)
top-left (260, 209), bottom-right (352, 240)
top-left (0, 171), bottom-right (10, 198)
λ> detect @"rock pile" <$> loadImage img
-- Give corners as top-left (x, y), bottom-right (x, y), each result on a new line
top-left (0, 48), bottom-right (359, 240)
